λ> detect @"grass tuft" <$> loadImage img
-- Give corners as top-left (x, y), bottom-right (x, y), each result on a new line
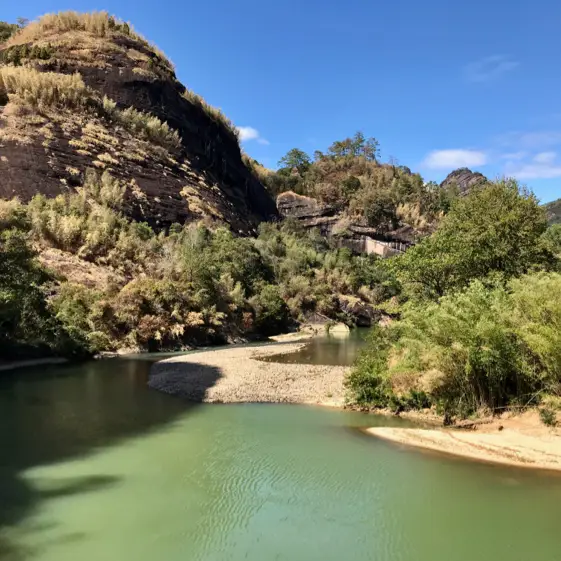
top-left (0, 66), bottom-right (89, 110)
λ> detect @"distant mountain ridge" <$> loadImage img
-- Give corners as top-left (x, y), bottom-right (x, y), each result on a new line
top-left (544, 198), bottom-right (561, 225)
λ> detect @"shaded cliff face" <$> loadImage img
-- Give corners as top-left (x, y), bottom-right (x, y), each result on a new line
top-left (440, 167), bottom-right (488, 195)
top-left (0, 13), bottom-right (277, 233)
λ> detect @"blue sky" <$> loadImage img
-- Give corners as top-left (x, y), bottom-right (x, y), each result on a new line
top-left (4, 0), bottom-right (561, 202)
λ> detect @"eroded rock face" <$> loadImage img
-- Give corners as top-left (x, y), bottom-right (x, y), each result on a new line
top-left (0, 28), bottom-right (277, 233)
top-left (276, 190), bottom-right (415, 253)
top-left (440, 167), bottom-right (488, 195)
top-left (276, 191), bottom-right (338, 232)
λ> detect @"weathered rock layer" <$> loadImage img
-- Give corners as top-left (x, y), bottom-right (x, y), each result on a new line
top-left (276, 191), bottom-right (415, 256)
top-left (0, 14), bottom-right (277, 232)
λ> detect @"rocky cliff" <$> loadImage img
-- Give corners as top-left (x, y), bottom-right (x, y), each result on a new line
top-left (276, 191), bottom-right (339, 232)
top-left (0, 12), bottom-right (277, 233)
top-left (440, 167), bottom-right (488, 195)
top-left (277, 191), bottom-right (416, 256)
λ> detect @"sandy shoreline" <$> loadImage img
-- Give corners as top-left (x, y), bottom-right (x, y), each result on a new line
top-left (367, 411), bottom-right (561, 472)
top-left (149, 341), bottom-right (349, 406)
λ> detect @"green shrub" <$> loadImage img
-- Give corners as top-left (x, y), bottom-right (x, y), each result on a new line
top-left (345, 325), bottom-right (393, 407)
top-left (0, 21), bottom-right (19, 43)
top-left (0, 229), bottom-right (88, 358)
top-left (250, 284), bottom-right (290, 336)
top-left (395, 179), bottom-right (552, 300)
top-left (542, 224), bottom-right (561, 260)
top-left (539, 407), bottom-right (557, 427)
top-left (346, 273), bottom-right (561, 418)
top-left (0, 43), bottom-right (54, 65)
top-left (51, 283), bottom-right (109, 353)
top-left (0, 169), bottom-right (399, 354)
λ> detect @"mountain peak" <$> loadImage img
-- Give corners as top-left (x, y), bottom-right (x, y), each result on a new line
top-left (440, 167), bottom-right (488, 195)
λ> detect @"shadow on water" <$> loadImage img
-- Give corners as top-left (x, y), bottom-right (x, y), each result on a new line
top-left (0, 355), bottom-right (222, 559)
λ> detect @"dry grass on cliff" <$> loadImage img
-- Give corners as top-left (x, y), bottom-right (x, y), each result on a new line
top-left (2, 11), bottom-right (241, 149)
top-left (101, 96), bottom-right (181, 150)
top-left (4, 11), bottom-right (174, 71)
top-left (242, 153), bottom-right (274, 184)
top-left (0, 66), bottom-right (181, 150)
top-left (0, 67), bottom-right (90, 110)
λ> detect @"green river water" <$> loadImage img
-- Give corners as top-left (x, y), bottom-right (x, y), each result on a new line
top-left (1, 336), bottom-right (561, 561)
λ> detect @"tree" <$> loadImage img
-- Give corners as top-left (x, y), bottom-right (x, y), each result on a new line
top-left (395, 179), bottom-right (554, 299)
top-left (0, 21), bottom-right (19, 43)
top-left (0, 229), bottom-right (86, 359)
top-left (327, 131), bottom-right (380, 162)
top-left (341, 175), bottom-right (361, 199)
top-left (278, 148), bottom-right (311, 174)
top-left (328, 137), bottom-right (354, 159)
top-left (250, 284), bottom-right (290, 335)
top-left (542, 224), bottom-right (561, 259)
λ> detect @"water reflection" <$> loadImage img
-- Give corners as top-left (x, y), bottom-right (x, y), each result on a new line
top-left (263, 328), bottom-right (370, 366)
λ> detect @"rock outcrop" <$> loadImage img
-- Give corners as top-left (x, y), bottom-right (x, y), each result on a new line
top-left (276, 191), bottom-right (339, 232)
top-left (0, 13), bottom-right (277, 233)
top-left (544, 198), bottom-right (561, 225)
top-left (277, 190), bottom-right (415, 256)
top-left (440, 167), bottom-right (488, 195)
top-left (338, 296), bottom-right (382, 327)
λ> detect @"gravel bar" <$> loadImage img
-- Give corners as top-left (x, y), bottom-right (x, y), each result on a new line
top-left (148, 342), bottom-right (349, 405)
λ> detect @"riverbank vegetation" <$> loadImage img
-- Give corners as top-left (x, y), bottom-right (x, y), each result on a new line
top-left (0, 170), bottom-right (390, 359)
top-left (346, 179), bottom-right (561, 424)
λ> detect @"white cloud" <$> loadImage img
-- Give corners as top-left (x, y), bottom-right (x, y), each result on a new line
top-left (508, 163), bottom-right (561, 179)
top-left (532, 151), bottom-right (556, 164)
top-left (496, 131), bottom-right (561, 149)
top-left (237, 126), bottom-right (259, 141)
top-left (505, 151), bottom-right (561, 179)
top-left (500, 151), bottom-right (527, 160)
top-left (237, 126), bottom-right (269, 145)
top-left (422, 149), bottom-right (488, 169)
top-left (463, 55), bottom-right (519, 83)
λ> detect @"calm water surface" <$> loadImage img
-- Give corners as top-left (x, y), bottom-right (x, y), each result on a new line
top-left (1, 345), bottom-right (561, 561)
top-left (264, 328), bottom-right (371, 365)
